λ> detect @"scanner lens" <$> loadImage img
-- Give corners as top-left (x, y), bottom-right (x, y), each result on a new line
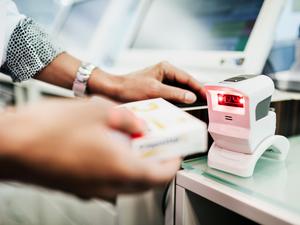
top-left (218, 94), bottom-right (244, 108)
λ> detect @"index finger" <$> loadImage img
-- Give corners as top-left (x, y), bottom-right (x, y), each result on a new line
top-left (161, 62), bottom-right (206, 98)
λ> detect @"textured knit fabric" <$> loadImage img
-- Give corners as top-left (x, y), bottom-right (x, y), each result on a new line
top-left (1, 17), bottom-right (63, 82)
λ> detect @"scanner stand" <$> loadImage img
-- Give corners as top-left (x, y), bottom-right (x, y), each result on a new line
top-left (208, 135), bottom-right (290, 177)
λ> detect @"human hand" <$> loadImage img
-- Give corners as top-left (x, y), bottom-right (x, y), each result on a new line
top-left (36, 53), bottom-right (204, 104)
top-left (0, 97), bottom-right (180, 200)
top-left (88, 61), bottom-right (205, 104)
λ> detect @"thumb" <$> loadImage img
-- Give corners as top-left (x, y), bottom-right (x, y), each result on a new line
top-left (107, 108), bottom-right (145, 135)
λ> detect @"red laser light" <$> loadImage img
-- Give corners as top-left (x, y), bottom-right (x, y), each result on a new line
top-left (218, 94), bottom-right (244, 108)
top-left (131, 133), bottom-right (144, 139)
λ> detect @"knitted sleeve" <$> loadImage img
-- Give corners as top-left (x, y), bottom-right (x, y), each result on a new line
top-left (1, 17), bottom-right (63, 82)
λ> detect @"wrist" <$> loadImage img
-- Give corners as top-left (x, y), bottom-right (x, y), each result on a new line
top-left (87, 68), bottom-right (124, 99)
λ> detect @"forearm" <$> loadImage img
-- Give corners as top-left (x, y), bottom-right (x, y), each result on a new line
top-left (35, 52), bottom-right (80, 90)
top-left (36, 52), bottom-right (123, 98)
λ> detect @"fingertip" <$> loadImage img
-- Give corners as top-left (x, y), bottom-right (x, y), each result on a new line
top-left (184, 92), bottom-right (197, 104)
top-left (108, 108), bottom-right (146, 135)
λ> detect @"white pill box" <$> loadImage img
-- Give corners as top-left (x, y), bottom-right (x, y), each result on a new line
top-left (121, 98), bottom-right (208, 160)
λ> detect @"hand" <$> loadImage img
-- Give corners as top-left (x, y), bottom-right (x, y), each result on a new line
top-left (0, 97), bottom-right (180, 200)
top-left (36, 53), bottom-right (204, 104)
top-left (89, 61), bottom-right (205, 104)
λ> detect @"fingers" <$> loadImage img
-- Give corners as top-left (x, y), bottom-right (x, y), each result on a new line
top-left (74, 97), bottom-right (145, 135)
top-left (158, 84), bottom-right (197, 104)
top-left (140, 158), bottom-right (181, 185)
top-left (62, 156), bottom-right (180, 200)
top-left (107, 108), bottom-right (145, 135)
top-left (102, 148), bottom-right (180, 189)
top-left (157, 61), bottom-right (206, 99)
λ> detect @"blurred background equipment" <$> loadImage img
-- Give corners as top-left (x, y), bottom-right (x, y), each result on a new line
top-left (11, 0), bottom-right (299, 73)
top-left (271, 25), bottom-right (300, 91)
top-left (114, 0), bottom-right (285, 83)
top-left (266, 0), bottom-right (300, 92)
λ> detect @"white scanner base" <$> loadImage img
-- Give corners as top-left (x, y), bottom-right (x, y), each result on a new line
top-left (208, 135), bottom-right (290, 177)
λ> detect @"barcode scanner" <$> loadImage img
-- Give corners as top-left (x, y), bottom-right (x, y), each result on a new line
top-left (205, 75), bottom-right (289, 177)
